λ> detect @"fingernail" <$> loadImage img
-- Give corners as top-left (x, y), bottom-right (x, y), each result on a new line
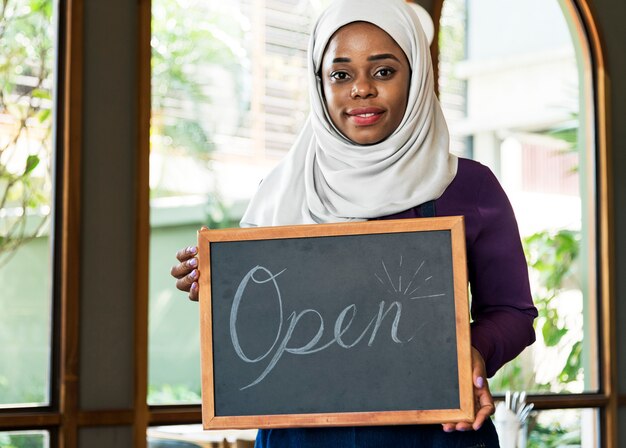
top-left (188, 258), bottom-right (197, 268)
top-left (443, 427), bottom-right (453, 433)
top-left (190, 269), bottom-right (198, 280)
top-left (191, 282), bottom-right (198, 291)
top-left (475, 376), bottom-right (484, 388)
top-left (187, 246), bottom-right (197, 254)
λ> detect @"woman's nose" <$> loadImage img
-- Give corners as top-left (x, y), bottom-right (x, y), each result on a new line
top-left (350, 78), bottom-right (377, 98)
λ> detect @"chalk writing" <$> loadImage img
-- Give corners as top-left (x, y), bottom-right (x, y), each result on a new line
top-left (230, 261), bottom-right (443, 390)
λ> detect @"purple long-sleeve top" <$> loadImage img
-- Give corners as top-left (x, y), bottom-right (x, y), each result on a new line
top-left (374, 158), bottom-right (538, 377)
top-left (255, 158), bottom-right (538, 446)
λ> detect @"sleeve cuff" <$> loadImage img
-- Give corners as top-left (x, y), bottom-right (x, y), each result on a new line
top-left (471, 325), bottom-right (497, 377)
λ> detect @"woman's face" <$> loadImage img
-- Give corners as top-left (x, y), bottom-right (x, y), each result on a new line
top-left (320, 22), bottom-right (411, 145)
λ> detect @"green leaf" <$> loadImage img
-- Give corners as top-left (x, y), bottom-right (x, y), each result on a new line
top-left (31, 88), bottom-right (51, 100)
top-left (558, 340), bottom-right (582, 383)
top-left (29, 0), bottom-right (51, 15)
top-left (23, 155), bottom-right (40, 175)
top-left (542, 320), bottom-right (567, 347)
top-left (37, 108), bottom-right (50, 123)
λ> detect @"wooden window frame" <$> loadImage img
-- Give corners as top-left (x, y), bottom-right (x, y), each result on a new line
top-left (2, 0), bottom-right (615, 447)
top-left (0, 0), bottom-right (83, 444)
top-left (143, 0), bottom-right (617, 445)
top-left (142, 0), bottom-right (618, 446)
top-left (431, 0), bottom-right (618, 445)
top-left (0, 0), bottom-right (149, 445)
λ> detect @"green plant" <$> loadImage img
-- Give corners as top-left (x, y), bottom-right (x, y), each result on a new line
top-left (491, 229), bottom-right (582, 393)
top-left (527, 416), bottom-right (581, 448)
top-left (0, 0), bottom-right (54, 266)
top-left (526, 230), bottom-right (579, 341)
top-left (150, 0), bottom-right (247, 199)
top-left (149, 0), bottom-right (253, 228)
top-left (148, 383), bottom-right (201, 405)
top-left (0, 432), bottom-right (45, 448)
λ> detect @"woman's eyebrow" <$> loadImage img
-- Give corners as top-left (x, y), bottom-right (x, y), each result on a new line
top-left (330, 54), bottom-right (400, 64)
top-left (367, 53), bottom-right (400, 62)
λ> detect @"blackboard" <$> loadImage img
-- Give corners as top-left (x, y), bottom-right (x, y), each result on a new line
top-left (198, 217), bottom-right (473, 429)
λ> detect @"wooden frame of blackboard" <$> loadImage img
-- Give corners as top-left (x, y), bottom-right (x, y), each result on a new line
top-left (198, 216), bottom-right (473, 429)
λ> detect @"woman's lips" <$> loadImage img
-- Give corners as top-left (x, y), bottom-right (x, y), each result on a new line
top-left (346, 107), bottom-right (385, 126)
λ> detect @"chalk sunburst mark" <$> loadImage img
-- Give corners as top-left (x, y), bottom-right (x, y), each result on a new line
top-left (374, 257), bottom-right (445, 300)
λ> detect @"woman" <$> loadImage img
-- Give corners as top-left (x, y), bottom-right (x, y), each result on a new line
top-left (171, 0), bottom-right (537, 445)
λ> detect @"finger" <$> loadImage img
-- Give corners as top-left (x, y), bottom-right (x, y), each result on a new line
top-left (441, 423), bottom-right (456, 433)
top-left (472, 406), bottom-right (492, 430)
top-left (472, 389), bottom-right (495, 431)
top-left (170, 256), bottom-right (198, 279)
top-left (189, 282), bottom-right (199, 302)
top-left (454, 422), bottom-right (473, 432)
top-left (441, 421), bottom-right (472, 433)
top-left (472, 362), bottom-right (486, 389)
top-left (175, 269), bottom-right (199, 292)
top-left (176, 245), bottom-right (198, 263)
top-left (473, 397), bottom-right (495, 427)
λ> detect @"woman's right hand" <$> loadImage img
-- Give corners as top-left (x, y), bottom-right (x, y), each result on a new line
top-left (171, 245), bottom-right (200, 301)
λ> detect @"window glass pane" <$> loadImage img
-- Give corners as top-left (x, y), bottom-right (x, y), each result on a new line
top-left (147, 425), bottom-right (256, 447)
top-left (494, 406), bottom-right (598, 447)
top-left (0, 0), bottom-right (56, 408)
top-left (525, 408), bottom-right (598, 447)
top-left (148, 0), bottom-right (330, 404)
top-left (439, 0), bottom-right (598, 394)
top-left (0, 431), bottom-right (50, 448)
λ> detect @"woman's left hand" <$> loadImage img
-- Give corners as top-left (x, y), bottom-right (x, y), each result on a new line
top-left (441, 347), bottom-right (495, 432)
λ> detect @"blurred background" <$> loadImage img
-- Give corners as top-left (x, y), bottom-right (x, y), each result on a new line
top-left (0, 0), bottom-right (619, 446)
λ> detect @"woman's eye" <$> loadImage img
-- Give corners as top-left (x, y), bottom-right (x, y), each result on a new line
top-left (375, 67), bottom-right (396, 78)
top-left (330, 71), bottom-right (350, 81)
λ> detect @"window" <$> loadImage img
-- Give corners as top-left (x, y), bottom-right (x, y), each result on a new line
top-left (148, 0), bottom-right (331, 410)
top-left (0, 0), bottom-right (64, 445)
top-left (147, 1), bottom-right (333, 442)
top-left (0, 431), bottom-right (50, 448)
top-left (438, 0), bottom-right (609, 443)
top-left (0, 0), bottom-right (56, 411)
top-left (145, 0), bottom-right (614, 444)
top-left (0, 1), bottom-right (616, 447)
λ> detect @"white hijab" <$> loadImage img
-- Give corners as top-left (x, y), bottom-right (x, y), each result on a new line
top-left (240, 0), bottom-right (457, 227)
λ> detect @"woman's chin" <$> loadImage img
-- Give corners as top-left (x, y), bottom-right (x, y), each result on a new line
top-left (347, 132), bottom-right (391, 146)
top-left (341, 120), bottom-right (396, 146)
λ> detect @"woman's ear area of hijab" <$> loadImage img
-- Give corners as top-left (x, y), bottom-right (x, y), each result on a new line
top-left (319, 21), bottom-right (411, 146)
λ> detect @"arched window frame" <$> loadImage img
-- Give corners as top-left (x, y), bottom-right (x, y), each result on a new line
top-left (2, 1), bottom-right (612, 447)
top-left (134, 1), bottom-right (619, 447)
top-left (430, 0), bottom-right (616, 444)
